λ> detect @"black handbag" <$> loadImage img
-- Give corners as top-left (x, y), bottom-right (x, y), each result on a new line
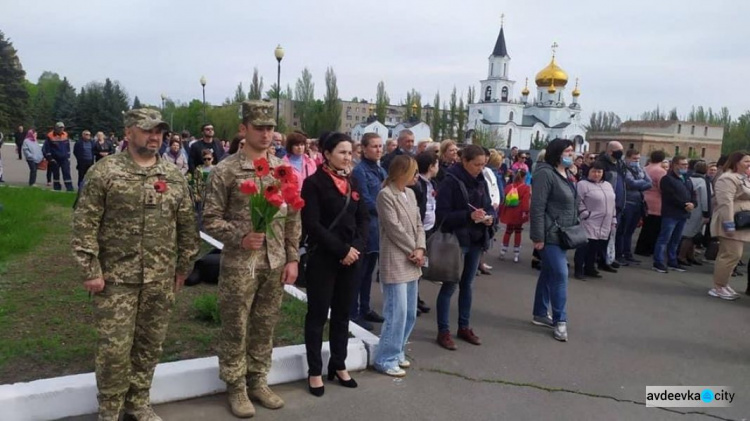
top-left (734, 211), bottom-right (750, 230)
top-left (555, 220), bottom-right (588, 250)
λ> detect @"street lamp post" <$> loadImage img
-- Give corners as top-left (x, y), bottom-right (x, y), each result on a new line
top-left (274, 45), bottom-right (285, 125)
top-left (200, 76), bottom-right (207, 123)
top-left (160, 93), bottom-right (166, 111)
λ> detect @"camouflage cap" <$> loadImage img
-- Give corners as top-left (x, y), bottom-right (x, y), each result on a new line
top-left (241, 100), bottom-right (276, 127)
top-left (123, 108), bottom-right (170, 131)
top-left (55, 121), bottom-right (65, 128)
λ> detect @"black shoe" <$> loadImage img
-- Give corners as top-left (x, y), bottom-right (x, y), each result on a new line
top-left (531, 259), bottom-right (542, 270)
top-left (352, 318), bottom-right (374, 330)
top-left (678, 259), bottom-right (692, 267)
top-left (614, 259), bottom-right (629, 267)
top-left (584, 270), bottom-right (602, 278)
top-left (328, 370), bottom-right (358, 388)
top-left (738, 260), bottom-right (745, 267)
top-left (668, 263), bottom-right (687, 272)
top-left (610, 261), bottom-right (621, 269)
top-left (417, 299), bottom-right (431, 314)
top-left (687, 258), bottom-right (703, 266)
top-left (416, 308), bottom-right (422, 317)
top-left (574, 272), bottom-right (586, 281)
top-left (308, 376), bottom-right (325, 397)
top-left (363, 310), bottom-right (384, 323)
top-left (599, 264), bottom-right (618, 273)
top-left (625, 256), bottom-right (641, 264)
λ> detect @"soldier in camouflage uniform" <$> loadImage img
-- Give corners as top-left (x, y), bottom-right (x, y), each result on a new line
top-left (202, 101), bottom-right (302, 418)
top-left (71, 109), bottom-right (200, 421)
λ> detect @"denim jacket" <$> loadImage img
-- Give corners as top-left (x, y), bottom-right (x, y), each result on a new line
top-left (352, 157), bottom-right (387, 253)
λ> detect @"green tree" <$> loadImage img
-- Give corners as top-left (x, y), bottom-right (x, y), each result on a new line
top-left (640, 105), bottom-right (666, 121)
top-left (530, 132), bottom-right (549, 150)
top-left (472, 126), bottom-right (504, 149)
top-left (295, 68), bottom-right (317, 135)
top-left (233, 82), bottom-right (246, 104)
top-left (375, 81), bottom-right (389, 125)
top-left (668, 107), bottom-right (678, 120)
top-left (722, 111), bottom-right (750, 154)
top-left (0, 31), bottom-right (29, 132)
top-left (457, 96), bottom-right (466, 141)
top-left (430, 92), bottom-right (441, 140)
top-left (586, 111), bottom-right (622, 132)
top-left (467, 86), bottom-right (476, 105)
top-left (320, 67), bottom-right (342, 132)
top-left (447, 87), bottom-right (458, 139)
top-left (52, 77), bottom-right (77, 134)
top-left (29, 71), bottom-right (62, 130)
top-left (249, 68), bottom-right (263, 100)
top-left (132, 96), bottom-right (142, 109)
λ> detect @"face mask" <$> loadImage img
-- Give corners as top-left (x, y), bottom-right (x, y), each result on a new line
top-left (678, 169), bottom-right (688, 176)
top-left (628, 161), bottom-right (639, 169)
top-left (612, 150), bottom-right (624, 160)
top-left (561, 157), bottom-right (574, 168)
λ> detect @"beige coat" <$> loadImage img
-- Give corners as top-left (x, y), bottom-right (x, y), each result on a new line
top-left (710, 170), bottom-right (750, 241)
top-left (376, 184), bottom-right (426, 284)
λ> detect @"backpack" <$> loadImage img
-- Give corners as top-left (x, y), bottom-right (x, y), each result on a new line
top-left (504, 186), bottom-right (520, 207)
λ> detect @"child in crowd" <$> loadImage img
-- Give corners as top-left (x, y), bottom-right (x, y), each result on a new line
top-left (499, 169), bottom-right (531, 262)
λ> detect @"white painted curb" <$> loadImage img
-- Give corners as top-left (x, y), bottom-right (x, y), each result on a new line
top-left (0, 233), bottom-right (379, 420)
top-left (0, 339), bottom-right (367, 421)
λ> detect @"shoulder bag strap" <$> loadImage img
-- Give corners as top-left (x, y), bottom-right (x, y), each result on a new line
top-left (328, 184), bottom-right (352, 231)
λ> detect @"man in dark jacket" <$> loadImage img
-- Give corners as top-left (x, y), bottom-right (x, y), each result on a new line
top-left (73, 130), bottom-right (96, 190)
top-left (596, 141), bottom-right (627, 267)
top-left (189, 123), bottom-right (224, 173)
top-left (43, 121), bottom-right (74, 191)
top-left (14, 125), bottom-right (25, 160)
top-left (350, 133), bottom-right (387, 330)
top-left (652, 156), bottom-right (695, 273)
top-left (616, 149), bottom-right (651, 264)
top-left (380, 129), bottom-right (414, 172)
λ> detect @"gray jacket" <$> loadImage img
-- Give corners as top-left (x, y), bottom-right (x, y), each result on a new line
top-left (624, 164), bottom-right (652, 206)
top-left (530, 162), bottom-right (579, 245)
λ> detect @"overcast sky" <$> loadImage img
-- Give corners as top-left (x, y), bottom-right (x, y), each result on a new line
top-left (2, 0), bottom-right (748, 121)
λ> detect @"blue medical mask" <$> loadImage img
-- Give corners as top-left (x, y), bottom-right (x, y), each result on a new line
top-left (628, 161), bottom-right (640, 169)
top-left (561, 157), bottom-right (574, 168)
top-left (678, 169), bottom-right (688, 176)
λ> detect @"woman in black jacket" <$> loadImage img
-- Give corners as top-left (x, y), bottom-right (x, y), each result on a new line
top-left (301, 132), bottom-right (369, 397)
top-left (434, 145), bottom-right (495, 350)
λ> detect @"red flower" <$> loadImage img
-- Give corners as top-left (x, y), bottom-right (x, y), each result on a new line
top-left (290, 196), bottom-right (306, 210)
top-left (281, 185), bottom-right (299, 203)
top-left (264, 184), bottom-right (280, 197)
top-left (266, 194), bottom-right (284, 208)
top-left (431, 190), bottom-right (437, 197)
top-left (253, 157), bottom-right (270, 177)
top-left (351, 191), bottom-right (360, 201)
top-left (273, 165), bottom-right (295, 183)
top-left (285, 172), bottom-right (300, 187)
top-left (239, 179), bottom-right (259, 195)
top-left (154, 180), bottom-right (168, 193)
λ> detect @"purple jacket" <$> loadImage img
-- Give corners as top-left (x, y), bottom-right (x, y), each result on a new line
top-left (578, 179), bottom-right (616, 240)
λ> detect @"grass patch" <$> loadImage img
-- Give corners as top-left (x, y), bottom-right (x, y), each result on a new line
top-left (0, 187), bottom-right (312, 384)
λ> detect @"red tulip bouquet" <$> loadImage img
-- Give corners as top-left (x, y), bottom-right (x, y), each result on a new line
top-left (239, 157), bottom-right (305, 276)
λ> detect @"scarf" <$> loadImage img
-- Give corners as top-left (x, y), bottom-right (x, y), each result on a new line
top-left (322, 164), bottom-right (350, 196)
top-left (288, 153), bottom-right (304, 174)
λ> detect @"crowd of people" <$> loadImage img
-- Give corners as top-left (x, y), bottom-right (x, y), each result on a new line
top-left (13, 100), bottom-right (743, 421)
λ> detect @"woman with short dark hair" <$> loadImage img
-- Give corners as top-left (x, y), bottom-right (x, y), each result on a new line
top-left (574, 161), bottom-right (615, 280)
top-left (284, 132), bottom-right (317, 191)
top-left (302, 132), bottom-right (369, 396)
top-left (529, 138), bottom-right (577, 342)
top-left (435, 144), bottom-right (495, 350)
top-left (679, 161), bottom-right (710, 265)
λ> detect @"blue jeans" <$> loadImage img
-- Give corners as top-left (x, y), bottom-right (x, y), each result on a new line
top-left (351, 252), bottom-right (379, 319)
top-left (653, 217), bottom-right (687, 266)
top-left (373, 280), bottom-right (418, 371)
top-left (436, 246), bottom-right (482, 333)
top-left (616, 202), bottom-right (642, 259)
top-left (533, 244), bottom-right (569, 324)
top-left (26, 160), bottom-right (37, 185)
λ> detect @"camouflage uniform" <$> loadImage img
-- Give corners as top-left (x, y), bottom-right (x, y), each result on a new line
top-left (202, 101), bottom-right (302, 390)
top-left (71, 109), bottom-right (199, 419)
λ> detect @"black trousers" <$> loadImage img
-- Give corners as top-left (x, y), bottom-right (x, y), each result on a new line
top-left (575, 239), bottom-right (608, 274)
top-left (304, 252), bottom-right (360, 376)
top-left (635, 215), bottom-right (661, 256)
top-left (77, 160), bottom-right (93, 190)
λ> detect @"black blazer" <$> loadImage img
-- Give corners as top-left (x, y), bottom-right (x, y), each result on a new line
top-left (301, 170), bottom-right (369, 260)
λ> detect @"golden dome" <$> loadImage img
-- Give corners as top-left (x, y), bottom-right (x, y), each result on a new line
top-left (535, 57), bottom-right (568, 87)
top-left (521, 77), bottom-right (530, 96)
top-left (547, 84), bottom-right (556, 94)
top-left (571, 78), bottom-right (581, 97)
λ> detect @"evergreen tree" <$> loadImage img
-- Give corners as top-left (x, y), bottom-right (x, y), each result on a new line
top-left (30, 71), bottom-right (62, 130)
top-left (295, 68), bottom-right (317, 135)
top-left (233, 82), bottom-right (246, 103)
top-left (457, 96), bottom-right (466, 141)
top-left (430, 93), bottom-right (441, 140)
top-left (722, 111), bottom-right (750, 154)
top-left (321, 67), bottom-right (342, 132)
top-left (375, 81), bottom-right (389, 125)
top-left (132, 96), bottom-right (142, 109)
top-left (447, 87), bottom-right (458, 139)
top-left (53, 77), bottom-right (77, 133)
top-left (467, 86), bottom-right (476, 105)
top-left (0, 31), bottom-right (29, 131)
top-left (586, 111), bottom-right (622, 132)
top-left (249, 68), bottom-right (263, 100)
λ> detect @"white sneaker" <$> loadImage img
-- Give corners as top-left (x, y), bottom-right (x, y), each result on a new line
top-left (724, 286), bottom-right (740, 297)
top-left (499, 249), bottom-right (507, 260)
top-left (708, 288), bottom-right (739, 301)
top-left (513, 255), bottom-right (520, 263)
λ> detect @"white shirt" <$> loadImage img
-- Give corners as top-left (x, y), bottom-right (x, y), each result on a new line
top-left (482, 167), bottom-right (501, 208)
top-left (421, 175), bottom-right (436, 231)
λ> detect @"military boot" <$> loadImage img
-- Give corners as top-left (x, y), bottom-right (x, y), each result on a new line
top-left (98, 410), bottom-right (120, 421)
top-left (248, 384), bottom-right (285, 409)
top-left (123, 405), bottom-right (162, 421)
top-left (227, 384), bottom-right (256, 418)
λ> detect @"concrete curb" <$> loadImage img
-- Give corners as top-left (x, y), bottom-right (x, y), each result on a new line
top-left (0, 339), bottom-right (367, 421)
top-left (0, 233), bottom-right (379, 420)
